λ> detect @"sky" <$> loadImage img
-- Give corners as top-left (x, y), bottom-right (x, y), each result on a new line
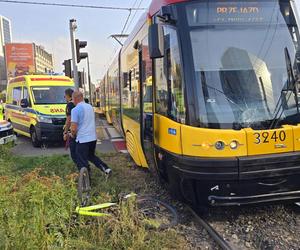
top-left (0, 0), bottom-right (152, 84)
top-left (1, 0), bottom-right (300, 84)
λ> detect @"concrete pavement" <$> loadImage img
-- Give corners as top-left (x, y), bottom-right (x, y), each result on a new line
top-left (10, 115), bottom-right (127, 157)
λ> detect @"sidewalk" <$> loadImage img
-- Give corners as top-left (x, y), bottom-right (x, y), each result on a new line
top-left (95, 115), bottom-right (128, 154)
top-left (10, 114), bottom-right (127, 157)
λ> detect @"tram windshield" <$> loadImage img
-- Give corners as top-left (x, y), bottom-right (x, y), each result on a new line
top-left (185, 0), bottom-right (300, 129)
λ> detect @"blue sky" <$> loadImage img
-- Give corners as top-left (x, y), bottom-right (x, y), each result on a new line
top-left (1, 1), bottom-right (300, 84)
top-left (0, 0), bottom-right (151, 83)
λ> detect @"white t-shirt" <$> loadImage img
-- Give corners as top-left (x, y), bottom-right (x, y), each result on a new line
top-left (71, 101), bottom-right (97, 143)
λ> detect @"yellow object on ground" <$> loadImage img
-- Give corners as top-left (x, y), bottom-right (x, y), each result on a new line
top-left (76, 203), bottom-right (117, 217)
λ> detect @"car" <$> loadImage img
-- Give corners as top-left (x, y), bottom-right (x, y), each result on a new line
top-left (0, 120), bottom-right (16, 145)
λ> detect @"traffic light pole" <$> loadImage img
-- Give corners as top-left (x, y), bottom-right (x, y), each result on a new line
top-left (69, 19), bottom-right (79, 89)
top-left (87, 55), bottom-right (92, 104)
top-left (82, 67), bottom-right (87, 95)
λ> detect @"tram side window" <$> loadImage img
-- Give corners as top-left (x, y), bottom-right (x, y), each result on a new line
top-left (122, 67), bottom-right (140, 122)
top-left (141, 36), bottom-right (153, 112)
top-left (155, 26), bottom-right (185, 123)
top-left (155, 55), bottom-right (168, 116)
top-left (12, 87), bottom-right (22, 105)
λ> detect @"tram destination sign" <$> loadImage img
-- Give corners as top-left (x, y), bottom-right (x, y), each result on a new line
top-left (187, 1), bottom-right (285, 25)
top-left (215, 2), bottom-right (266, 23)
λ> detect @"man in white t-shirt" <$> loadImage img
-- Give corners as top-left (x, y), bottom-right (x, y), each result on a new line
top-left (70, 91), bottom-right (112, 176)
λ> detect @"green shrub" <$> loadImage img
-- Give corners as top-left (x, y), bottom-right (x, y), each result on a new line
top-left (0, 149), bottom-right (187, 249)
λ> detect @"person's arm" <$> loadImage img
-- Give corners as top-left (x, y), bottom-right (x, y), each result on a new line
top-left (70, 108), bottom-right (79, 138)
top-left (63, 115), bottom-right (71, 141)
top-left (63, 103), bottom-right (72, 140)
top-left (70, 122), bottom-right (78, 138)
top-left (64, 115), bottom-right (71, 133)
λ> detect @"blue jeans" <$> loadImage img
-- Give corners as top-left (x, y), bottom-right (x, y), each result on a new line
top-left (69, 137), bottom-right (77, 165)
top-left (76, 140), bottom-right (109, 172)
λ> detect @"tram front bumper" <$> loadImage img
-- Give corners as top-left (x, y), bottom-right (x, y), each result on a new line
top-left (167, 151), bottom-right (300, 206)
top-left (208, 190), bottom-right (300, 206)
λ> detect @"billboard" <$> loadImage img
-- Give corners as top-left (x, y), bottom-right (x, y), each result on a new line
top-left (5, 43), bottom-right (35, 79)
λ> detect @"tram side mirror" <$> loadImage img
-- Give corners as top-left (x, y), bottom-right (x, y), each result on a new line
top-left (149, 23), bottom-right (164, 59)
top-left (20, 98), bottom-right (29, 108)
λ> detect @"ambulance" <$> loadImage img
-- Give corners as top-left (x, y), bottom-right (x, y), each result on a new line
top-left (5, 75), bottom-right (74, 147)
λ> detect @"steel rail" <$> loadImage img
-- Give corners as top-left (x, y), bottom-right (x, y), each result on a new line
top-left (187, 206), bottom-right (234, 250)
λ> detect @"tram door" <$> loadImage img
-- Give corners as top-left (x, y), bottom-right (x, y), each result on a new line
top-left (139, 37), bottom-right (155, 168)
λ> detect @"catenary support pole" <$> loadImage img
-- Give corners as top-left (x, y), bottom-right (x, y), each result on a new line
top-left (69, 19), bottom-right (79, 89)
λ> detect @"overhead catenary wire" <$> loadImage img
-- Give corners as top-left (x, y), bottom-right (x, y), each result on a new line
top-left (120, 9), bottom-right (133, 36)
top-left (102, 0), bottom-right (145, 76)
top-left (123, 0), bottom-right (139, 33)
top-left (124, 0), bottom-right (145, 34)
top-left (0, 0), bottom-right (146, 11)
top-left (107, 0), bottom-right (139, 65)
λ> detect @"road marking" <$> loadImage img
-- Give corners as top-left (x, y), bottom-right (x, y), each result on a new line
top-left (106, 127), bottom-right (121, 138)
top-left (119, 150), bottom-right (128, 154)
top-left (111, 138), bottom-right (124, 142)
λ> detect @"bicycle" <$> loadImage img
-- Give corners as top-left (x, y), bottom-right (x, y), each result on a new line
top-left (77, 167), bottom-right (91, 207)
top-left (76, 193), bottom-right (178, 230)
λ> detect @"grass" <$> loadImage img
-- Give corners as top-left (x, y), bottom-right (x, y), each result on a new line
top-left (0, 145), bottom-right (188, 249)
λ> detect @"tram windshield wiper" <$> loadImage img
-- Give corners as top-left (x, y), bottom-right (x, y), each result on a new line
top-left (200, 71), bottom-right (243, 111)
top-left (269, 47), bottom-right (300, 129)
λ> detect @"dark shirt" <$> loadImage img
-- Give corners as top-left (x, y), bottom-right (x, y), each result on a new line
top-left (66, 101), bottom-right (75, 117)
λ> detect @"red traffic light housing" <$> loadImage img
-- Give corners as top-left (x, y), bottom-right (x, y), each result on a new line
top-left (75, 39), bottom-right (88, 63)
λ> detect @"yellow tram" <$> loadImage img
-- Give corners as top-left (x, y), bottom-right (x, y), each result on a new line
top-left (99, 0), bottom-right (300, 206)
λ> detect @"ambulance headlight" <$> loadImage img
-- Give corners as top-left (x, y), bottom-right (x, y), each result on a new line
top-left (37, 115), bottom-right (52, 124)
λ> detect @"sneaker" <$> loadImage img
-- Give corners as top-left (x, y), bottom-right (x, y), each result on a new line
top-left (105, 168), bottom-right (112, 177)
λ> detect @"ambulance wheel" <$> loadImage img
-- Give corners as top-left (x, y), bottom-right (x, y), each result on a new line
top-left (30, 127), bottom-right (41, 147)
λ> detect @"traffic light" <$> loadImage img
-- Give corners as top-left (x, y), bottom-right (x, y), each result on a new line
top-left (62, 59), bottom-right (72, 78)
top-left (75, 39), bottom-right (88, 63)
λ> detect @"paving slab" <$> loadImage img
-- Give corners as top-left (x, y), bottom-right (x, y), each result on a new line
top-left (10, 116), bottom-right (119, 157)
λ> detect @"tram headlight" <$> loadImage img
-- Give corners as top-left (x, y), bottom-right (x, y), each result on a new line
top-left (215, 141), bottom-right (225, 150)
top-left (230, 140), bottom-right (238, 150)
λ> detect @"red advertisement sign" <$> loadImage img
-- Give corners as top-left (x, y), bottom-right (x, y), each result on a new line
top-left (5, 43), bottom-right (35, 79)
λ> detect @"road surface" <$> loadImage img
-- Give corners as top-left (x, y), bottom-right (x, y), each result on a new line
top-left (10, 116), bottom-right (127, 157)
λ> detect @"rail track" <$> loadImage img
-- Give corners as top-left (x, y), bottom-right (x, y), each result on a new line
top-left (294, 202), bottom-right (300, 211)
top-left (187, 206), bottom-right (235, 250)
top-left (187, 202), bottom-right (300, 250)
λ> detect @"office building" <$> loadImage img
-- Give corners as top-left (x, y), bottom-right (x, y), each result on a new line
top-left (5, 43), bottom-right (54, 83)
top-left (0, 16), bottom-right (12, 92)
top-left (33, 43), bottom-right (54, 74)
